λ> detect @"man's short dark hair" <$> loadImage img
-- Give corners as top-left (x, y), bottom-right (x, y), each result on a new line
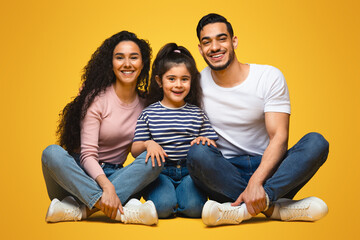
top-left (196, 13), bottom-right (234, 40)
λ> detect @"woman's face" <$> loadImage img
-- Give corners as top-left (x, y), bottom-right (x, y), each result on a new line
top-left (112, 41), bottom-right (143, 85)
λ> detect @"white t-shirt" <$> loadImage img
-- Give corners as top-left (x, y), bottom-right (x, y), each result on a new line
top-left (201, 64), bottom-right (291, 158)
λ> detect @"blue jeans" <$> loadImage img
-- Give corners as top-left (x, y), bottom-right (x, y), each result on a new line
top-left (187, 132), bottom-right (329, 204)
top-left (42, 145), bottom-right (163, 209)
top-left (142, 156), bottom-right (207, 218)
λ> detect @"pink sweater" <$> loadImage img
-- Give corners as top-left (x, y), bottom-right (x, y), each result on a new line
top-left (80, 85), bottom-right (144, 179)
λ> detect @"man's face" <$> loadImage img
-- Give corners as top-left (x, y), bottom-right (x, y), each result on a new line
top-left (198, 22), bottom-right (237, 71)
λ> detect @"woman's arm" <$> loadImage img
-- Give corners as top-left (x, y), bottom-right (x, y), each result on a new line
top-left (80, 96), bottom-right (122, 219)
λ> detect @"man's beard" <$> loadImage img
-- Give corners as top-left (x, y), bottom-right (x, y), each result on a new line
top-left (204, 49), bottom-right (235, 71)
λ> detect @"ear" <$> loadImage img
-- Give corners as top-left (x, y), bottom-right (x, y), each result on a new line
top-left (155, 75), bottom-right (162, 87)
top-left (198, 43), bottom-right (204, 56)
top-left (232, 36), bottom-right (238, 50)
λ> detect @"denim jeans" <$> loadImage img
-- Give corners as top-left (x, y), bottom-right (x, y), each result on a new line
top-left (142, 157), bottom-right (207, 218)
top-left (42, 145), bottom-right (163, 209)
top-left (187, 132), bottom-right (329, 204)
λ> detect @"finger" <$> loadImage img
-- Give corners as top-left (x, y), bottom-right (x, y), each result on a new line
top-left (145, 152), bottom-right (150, 164)
top-left (211, 141), bottom-right (217, 147)
top-left (151, 154), bottom-right (155, 167)
top-left (156, 153), bottom-right (161, 167)
top-left (190, 140), bottom-right (195, 146)
top-left (247, 203), bottom-right (257, 216)
top-left (110, 207), bottom-right (117, 220)
top-left (231, 195), bottom-right (243, 206)
top-left (118, 201), bottom-right (124, 215)
top-left (161, 153), bottom-right (166, 163)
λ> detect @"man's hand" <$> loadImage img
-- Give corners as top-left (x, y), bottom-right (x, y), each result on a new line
top-left (145, 140), bottom-right (168, 167)
top-left (231, 181), bottom-right (267, 216)
top-left (190, 136), bottom-right (217, 147)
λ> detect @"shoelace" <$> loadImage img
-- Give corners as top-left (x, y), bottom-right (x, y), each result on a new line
top-left (123, 207), bottom-right (142, 224)
top-left (63, 207), bottom-right (82, 221)
top-left (217, 206), bottom-right (243, 224)
top-left (281, 201), bottom-right (311, 221)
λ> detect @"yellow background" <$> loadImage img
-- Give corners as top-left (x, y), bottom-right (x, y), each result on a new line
top-left (1, 0), bottom-right (359, 239)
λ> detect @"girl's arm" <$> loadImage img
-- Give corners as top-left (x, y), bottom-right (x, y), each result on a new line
top-left (131, 140), bottom-right (168, 167)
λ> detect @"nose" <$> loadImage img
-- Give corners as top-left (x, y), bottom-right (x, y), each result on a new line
top-left (210, 40), bottom-right (221, 52)
top-left (175, 79), bottom-right (182, 87)
top-left (124, 58), bottom-right (131, 68)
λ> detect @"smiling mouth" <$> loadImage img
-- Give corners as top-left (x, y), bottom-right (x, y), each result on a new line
top-left (172, 90), bottom-right (184, 95)
top-left (121, 70), bottom-right (135, 75)
top-left (209, 52), bottom-right (225, 60)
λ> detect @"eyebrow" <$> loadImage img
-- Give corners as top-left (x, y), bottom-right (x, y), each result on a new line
top-left (201, 33), bottom-right (228, 42)
top-left (114, 52), bottom-right (140, 56)
top-left (166, 74), bottom-right (191, 78)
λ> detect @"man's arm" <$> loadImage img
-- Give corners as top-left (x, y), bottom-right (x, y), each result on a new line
top-left (232, 112), bottom-right (289, 216)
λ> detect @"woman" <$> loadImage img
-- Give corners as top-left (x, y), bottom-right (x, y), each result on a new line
top-left (42, 31), bottom-right (162, 225)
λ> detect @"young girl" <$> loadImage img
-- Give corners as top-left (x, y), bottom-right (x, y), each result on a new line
top-left (131, 43), bottom-right (218, 218)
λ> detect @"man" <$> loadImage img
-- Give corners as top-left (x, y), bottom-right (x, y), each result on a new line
top-left (187, 13), bottom-right (329, 226)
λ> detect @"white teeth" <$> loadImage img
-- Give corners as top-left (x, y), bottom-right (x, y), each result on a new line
top-left (212, 54), bottom-right (223, 58)
top-left (122, 71), bottom-right (134, 74)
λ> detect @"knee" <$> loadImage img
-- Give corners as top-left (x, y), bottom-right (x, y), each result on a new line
top-left (134, 151), bottom-right (164, 181)
top-left (187, 144), bottom-right (210, 169)
top-left (305, 132), bottom-right (329, 154)
top-left (42, 144), bottom-right (66, 168)
top-left (303, 132), bottom-right (329, 164)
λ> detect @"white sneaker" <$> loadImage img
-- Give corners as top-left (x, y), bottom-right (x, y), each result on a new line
top-left (116, 199), bottom-right (158, 225)
top-left (202, 200), bottom-right (252, 226)
top-left (270, 197), bottom-right (328, 221)
top-left (45, 196), bottom-right (82, 222)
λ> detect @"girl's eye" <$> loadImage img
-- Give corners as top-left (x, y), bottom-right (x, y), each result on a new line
top-left (182, 78), bottom-right (190, 82)
top-left (169, 78), bottom-right (175, 81)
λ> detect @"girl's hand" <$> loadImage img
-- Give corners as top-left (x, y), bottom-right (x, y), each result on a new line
top-left (145, 140), bottom-right (168, 167)
top-left (190, 137), bottom-right (217, 147)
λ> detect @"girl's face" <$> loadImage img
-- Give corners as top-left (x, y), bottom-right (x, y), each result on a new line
top-left (112, 41), bottom-right (143, 85)
top-left (156, 63), bottom-right (191, 108)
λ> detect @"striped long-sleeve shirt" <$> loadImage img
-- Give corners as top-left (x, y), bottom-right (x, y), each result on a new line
top-left (133, 101), bottom-right (218, 161)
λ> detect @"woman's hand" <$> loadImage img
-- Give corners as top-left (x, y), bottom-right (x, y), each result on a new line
top-left (95, 175), bottom-right (123, 219)
top-left (145, 140), bottom-right (168, 167)
top-left (190, 136), bottom-right (217, 147)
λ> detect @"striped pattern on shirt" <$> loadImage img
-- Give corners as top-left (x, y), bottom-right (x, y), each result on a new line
top-left (133, 101), bottom-right (218, 161)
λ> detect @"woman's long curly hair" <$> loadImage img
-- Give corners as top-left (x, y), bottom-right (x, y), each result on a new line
top-left (146, 43), bottom-right (202, 108)
top-left (57, 31), bottom-right (152, 152)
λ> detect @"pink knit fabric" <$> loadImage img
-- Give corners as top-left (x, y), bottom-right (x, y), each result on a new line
top-left (80, 85), bottom-right (144, 179)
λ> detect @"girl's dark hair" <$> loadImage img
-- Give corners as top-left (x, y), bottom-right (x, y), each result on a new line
top-left (146, 43), bottom-right (202, 108)
top-left (57, 31), bottom-right (152, 152)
